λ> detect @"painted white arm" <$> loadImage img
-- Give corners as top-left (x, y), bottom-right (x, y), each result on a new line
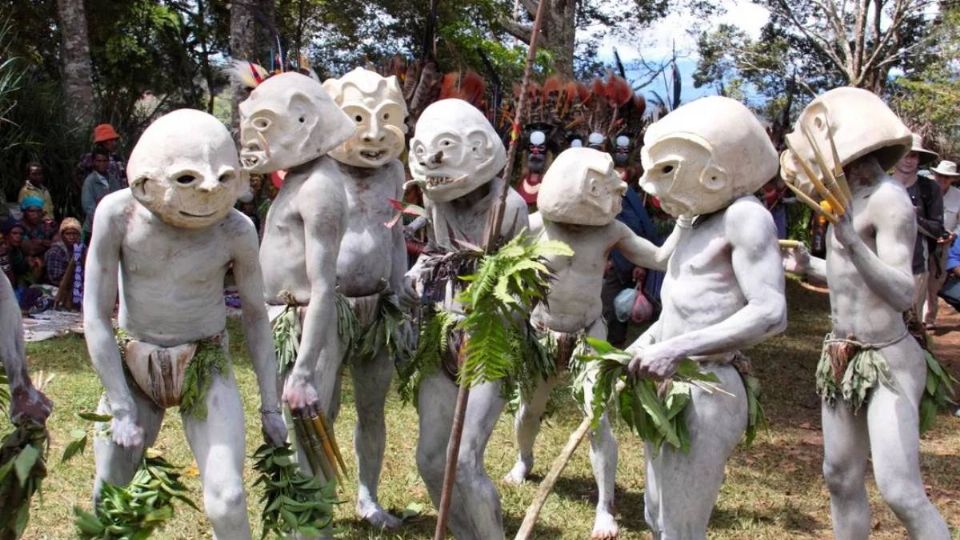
top-left (0, 274), bottom-right (51, 424)
top-left (283, 180), bottom-right (345, 412)
top-left (614, 221), bottom-right (681, 272)
top-left (634, 204), bottom-right (786, 376)
top-left (832, 190), bottom-right (915, 312)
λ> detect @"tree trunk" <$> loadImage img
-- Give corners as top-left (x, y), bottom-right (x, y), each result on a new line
top-left (503, 0), bottom-right (576, 78)
top-left (229, 0), bottom-right (275, 132)
top-left (56, 0), bottom-right (96, 127)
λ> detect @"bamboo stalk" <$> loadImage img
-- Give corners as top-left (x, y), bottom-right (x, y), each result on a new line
top-left (823, 118), bottom-right (854, 204)
top-left (316, 412), bottom-right (348, 478)
top-left (800, 122), bottom-right (849, 210)
top-left (311, 413), bottom-right (346, 482)
top-left (784, 137), bottom-right (845, 215)
top-left (292, 415), bottom-right (326, 483)
top-left (514, 416), bottom-right (594, 540)
top-left (784, 182), bottom-right (838, 224)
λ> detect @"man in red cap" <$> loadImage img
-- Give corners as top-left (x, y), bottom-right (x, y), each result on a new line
top-left (77, 123), bottom-right (127, 193)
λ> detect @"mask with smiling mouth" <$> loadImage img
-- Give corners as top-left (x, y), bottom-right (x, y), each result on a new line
top-left (127, 109), bottom-right (248, 229)
top-left (238, 72), bottom-right (354, 173)
top-left (408, 99), bottom-right (506, 203)
top-left (323, 68), bottom-right (408, 169)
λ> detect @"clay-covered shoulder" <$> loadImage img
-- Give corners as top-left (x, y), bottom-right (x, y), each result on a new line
top-left (94, 189), bottom-right (136, 229)
top-left (221, 209), bottom-right (260, 255)
top-left (868, 179), bottom-right (914, 217)
top-left (722, 195), bottom-right (777, 247)
top-left (297, 157), bottom-right (348, 209)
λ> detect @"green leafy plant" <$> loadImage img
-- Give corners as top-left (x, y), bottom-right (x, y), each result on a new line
top-left (454, 233), bottom-right (572, 388)
top-left (252, 442), bottom-right (338, 539)
top-left (919, 351), bottom-right (958, 434)
top-left (399, 308), bottom-right (456, 405)
top-left (579, 338), bottom-right (728, 455)
top-left (272, 305), bottom-right (301, 377)
top-left (74, 454), bottom-right (198, 539)
top-left (61, 411), bottom-right (112, 464)
top-left (0, 421), bottom-right (48, 539)
top-left (179, 339), bottom-right (229, 420)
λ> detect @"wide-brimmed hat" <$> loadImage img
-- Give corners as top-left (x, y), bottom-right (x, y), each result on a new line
top-left (931, 160), bottom-right (960, 177)
top-left (93, 123), bottom-right (119, 144)
top-left (909, 133), bottom-right (939, 166)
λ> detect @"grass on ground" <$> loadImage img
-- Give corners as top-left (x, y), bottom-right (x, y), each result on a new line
top-left (9, 280), bottom-right (960, 538)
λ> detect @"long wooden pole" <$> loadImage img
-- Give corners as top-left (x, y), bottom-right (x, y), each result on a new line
top-left (432, 2), bottom-right (548, 538)
top-left (514, 416), bottom-right (593, 540)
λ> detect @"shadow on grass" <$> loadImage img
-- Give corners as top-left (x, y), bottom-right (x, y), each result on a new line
top-left (710, 502), bottom-right (823, 532)
top-left (334, 508), bottom-right (564, 539)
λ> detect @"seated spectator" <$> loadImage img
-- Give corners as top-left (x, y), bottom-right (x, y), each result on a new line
top-left (19, 196), bottom-right (55, 259)
top-left (17, 162), bottom-right (55, 218)
top-left (81, 147), bottom-right (113, 237)
top-left (77, 123), bottom-right (126, 191)
top-left (44, 217), bottom-right (84, 310)
top-left (1, 220), bottom-right (37, 288)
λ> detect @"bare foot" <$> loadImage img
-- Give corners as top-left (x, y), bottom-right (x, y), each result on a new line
top-left (591, 509), bottom-right (619, 539)
top-left (502, 460), bottom-right (531, 485)
top-left (358, 501), bottom-right (402, 530)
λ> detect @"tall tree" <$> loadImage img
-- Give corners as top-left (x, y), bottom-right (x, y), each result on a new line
top-left (501, 0), bottom-right (668, 78)
top-left (56, 0), bottom-right (95, 126)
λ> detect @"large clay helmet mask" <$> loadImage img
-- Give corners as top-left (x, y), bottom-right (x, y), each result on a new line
top-left (640, 96), bottom-right (779, 217)
top-left (538, 147), bottom-right (627, 226)
top-left (128, 109), bottom-right (247, 229)
top-left (238, 72), bottom-right (354, 173)
top-left (780, 87), bottom-right (911, 194)
top-left (409, 99), bottom-right (506, 203)
top-left (323, 68), bottom-right (408, 168)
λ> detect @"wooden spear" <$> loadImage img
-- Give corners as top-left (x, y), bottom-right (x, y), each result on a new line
top-left (432, 0), bottom-right (548, 537)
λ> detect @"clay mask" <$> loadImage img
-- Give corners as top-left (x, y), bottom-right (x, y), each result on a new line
top-left (128, 109), bottom-right (247, 229)
top-left (780, 87), bottom-right (911, 193)
top-left (323, 68), bottom-right (408, 168)
top-left (409, 99), bottom-right (506, 202)
top-left (238, 72), bottom-right (354, 173)
top-left (538, 147), bottom-right (626, 226)
top-left (640, 96), bottom-right (779, 217)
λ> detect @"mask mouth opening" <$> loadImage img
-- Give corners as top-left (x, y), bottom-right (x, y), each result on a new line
top-left (359, 149), bottom-right (386, 160)
top-left (425, 175), bottom-right (465, 188)
top-left (180, 210), bottom-right (218, 218)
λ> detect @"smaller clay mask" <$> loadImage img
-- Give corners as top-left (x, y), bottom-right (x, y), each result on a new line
top-left (538, 147), bottom-right (626, 226)
top-left (409, 99), bottom-right (506, 202)
top-left (128, 109), bottom-right (247, 229)
top-left (238, 72), bottom-right (354, 173)
top-left (323, 68), bottom-right (408, 168)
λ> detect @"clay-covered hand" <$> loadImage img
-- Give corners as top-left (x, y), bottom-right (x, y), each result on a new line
top-left (282, 374), bottom-right (320, 414)
top-left (782, 244), bottom-right (810, 275)
top-left (111, 411), bottom-right (145, 448)
top-left (9, 384), bottom-right (52, 426)
top-left (628, 343), bottom-right (680, 380)
top-left (832, 211), bottom-right (858, 248)
top-left (260, 410), bottom-right (288, 446)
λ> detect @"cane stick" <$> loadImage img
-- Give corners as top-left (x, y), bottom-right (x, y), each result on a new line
top-left (432, 0), bottom-right (548, 538)
top-left (514, 416), bottom-right (594, 540)
top-left (292, 415), bottom-right (326, 483)
top-left (311, 413), bottom-right (346, 482)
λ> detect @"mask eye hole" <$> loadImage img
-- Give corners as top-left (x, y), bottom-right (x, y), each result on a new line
top-left (252, 117), bottom-right (271, 130)
top-left (176, 175), bottom-right (197, 185)
top-left (298, 116), bottom-right (305, 123)
top-left (662, 165), bottom-right (674, 174)
top-left (219, 172), bottom-right (234, 183)
top-left (383, 112), bottom-right (390, 120)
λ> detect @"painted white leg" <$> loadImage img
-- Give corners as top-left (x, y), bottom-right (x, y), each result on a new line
top-left (821, 399), bottom-right (870, 540)
top-left (92, 384), bottom-right (163, 503)
top-left (350, 349), bottom-right (401, 529)
top-left (182, 371), bottom-right (252, 540)
top-left (504, 375), bottom-right (561, 485)
top-left (644, 364), bottom-right (746, 540)
top-left (416, 373), bottom-right (506, 540)
top-left (868, 340), bottom-right (949, 539)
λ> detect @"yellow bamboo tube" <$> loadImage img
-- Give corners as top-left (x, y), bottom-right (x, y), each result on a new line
top-left (314, 413), bottom-right (348, 479)
top-left (310, 414), bottom-right (344, 483)
top-left (784, 182), bottom-right (837, 224)
top-left (784, 137), bottom-right (845, 215)
top-left (801, 123), bottom-right (849, 211)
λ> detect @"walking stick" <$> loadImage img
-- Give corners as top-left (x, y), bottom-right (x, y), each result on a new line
top-left (432, 1), bottom-right (548, 537)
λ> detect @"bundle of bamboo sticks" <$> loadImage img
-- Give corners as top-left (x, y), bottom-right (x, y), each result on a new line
top-left (290, 410), bottom-right (348, 485)
top-left (783, 118), bottom-right (853, 224)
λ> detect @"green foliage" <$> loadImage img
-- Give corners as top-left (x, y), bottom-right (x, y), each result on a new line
top-left (816, 343), bottom-right (893, 412)
top-left (272, 305), bottom-right (302, 378)
top-left (399, 308), bottom-right (456, 405)
top-left (252, 442), bottom-right (338, 539)
top-left (179, 338), bottom-right (230, 420)
top-left (919, 350), bottom-right (958, 434)
top-left (352, 294), bottom-right (411, 366)
top-left (0, 422), bottom-right (48, 539)
top-left (455, 233), bottom-right (572, 388)
top-left (579, 338), bottom-right (728, 456)
top-left (61, 411), bottom-right (112, 464)
top-left (74, 454), bottom-right (198, 539)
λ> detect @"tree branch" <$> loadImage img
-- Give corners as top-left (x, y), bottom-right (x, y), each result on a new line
top-left (772, 0), bottom-right (850, 79)
top-left (500, 17), bottom-right (534, 43)
top-left (520, 0), bottom-right (539, 18)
